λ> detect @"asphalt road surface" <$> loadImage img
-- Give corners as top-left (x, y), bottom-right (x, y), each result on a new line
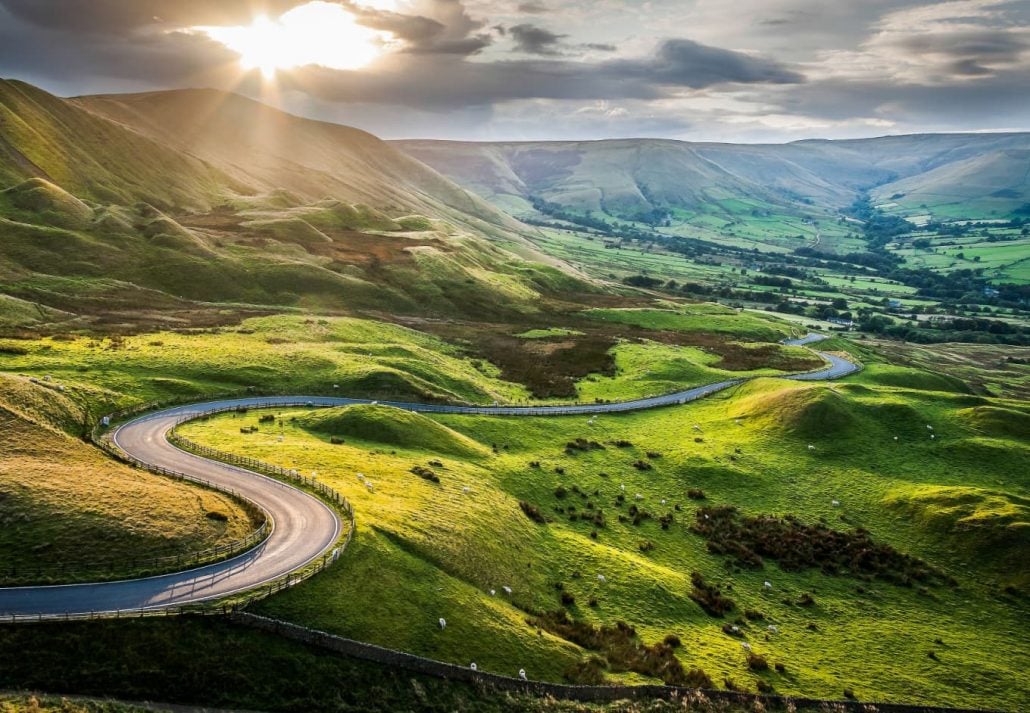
top-left (0, 335), bottom-right (857, 616)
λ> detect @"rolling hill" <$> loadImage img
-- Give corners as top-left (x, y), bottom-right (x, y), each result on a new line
top-left (0, 80), bottom-right (588, 330)
top-left (395, 133), bottom-right (1030, 237)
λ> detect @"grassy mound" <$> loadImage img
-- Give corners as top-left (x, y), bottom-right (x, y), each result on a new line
top-left (298, 201), bottom-right (402, 232)
top-left (297, 405), bottom-right (489, 458)
top-left (958, 405), bottom-right (1030, 439)
top-left (855, 364), bottom-right (971, 394)
top-left (0, 375), bottom-right (256, 583)
top-left (1, 178), bottom-right (93, 228)
top-left (244, 218), bottom-right (332, 247)
top-left (883, 484), bottom-right (1029, 590)
top-left (732, 382), bottom-right (856, 438)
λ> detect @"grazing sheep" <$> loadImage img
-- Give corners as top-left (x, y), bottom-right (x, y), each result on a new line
top-left (832, 499), bottom-right (840, 507)
top-left (597, 574), bottom-right (606, 583)
top-left (470, 662), bottom-right (477, 671)
top-left (439, 618), bottom-right (446, 629)
top-left (767, 625), bottom-right (779, 634)
top-left (489, 589), bottom-right (496, 596)
top-left (371, 400), bottom-right (379, 406)
top-left (930, 434), bottom-right (936, 439)
top-left (503, 586), bottom-right (513, 595)
top-left (763, 581), bottom-right (772, 590)
top-left (927, 424), bottom-right (933, 430)
top-left (463, 486), bottom-right (471, 494)
top-left (741, 642), bottom-right (752, 651)
top-left (635, 493), bottom-right (643, 501)
top-left (693, 424), bottom-right (702, 432)
top-left (661, 499), bottom-right (667, 505)
top-left (357, 473), bottom-right (366, 481)
top-left (365, 482), bottom-right (375, 493)
top-left (731, 625), bottom-right (740, 633)
top-left (894, 436), bottom-right (899, 441)
top-left (808, 444), bottom-right (816, 451)
top-left (518, 669), bottom-right (527, 681)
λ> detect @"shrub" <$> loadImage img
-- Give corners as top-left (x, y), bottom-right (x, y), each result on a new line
top-left (409, 466), bottom-right (440, 484)
top-left (746, 653), bottom-right (769, 671)
top-left (689, 572), bottom-right (736, 617)
top-left (632, 460), bottom-right (653, 471)
top-left (774, 662), bottom-right (786, 673)
top-left (638, 540), bottom-right (655, 553)
top-left (612, 440), bottom-right (634, 448)
top-left (663, 634), bottom-right (682, 648)
top-left (691, 505), bottom-right (944, 586)
top-left (205, 511), bottom-right (229, 522)
top-left (428, 459), bottom-right (444, 468)
top-left (554, 485), bottom-right (569, 499)
top-left (258, 414), bottom-right (276, 424)
top-left (843, 688), bottom-right (856, 700)
top-left (563, 656), bottom-right (608, 685)
top-left (687, 488), bottom-right (706, 500)
top-left (756, 679), bottom-right (774, 693)
top-left (646, 451), bottom-right (662, 459)
top-left (520, 501), bottom-right (548, 524)
top-left (744, 610), bottom-right (765, 621)
top-left (329, 436), bottom-right (345, 445)
top-left (560, 592), bottom-right (576, 606)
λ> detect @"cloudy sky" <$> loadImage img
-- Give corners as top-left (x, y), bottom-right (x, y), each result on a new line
top-left (1, 0), bottom-right (1028, 142)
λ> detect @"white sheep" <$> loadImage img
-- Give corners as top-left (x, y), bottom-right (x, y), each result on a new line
top-left (767, 625), bottom-right (779, 634)
top-left (489, 589), bottom-right (496, 596)
top-left (371, 400), bottom-right (379, 406)
top-left (597, 574), bottom-right (606, 583)
top-left (518, 669), bottom-right (527, 681)
top-left (926, 424), bottom-right (933, 430)
top-left (503, 586), bottom-right (512, 595)
top-left (365, 482), bottom-right (375, 493)
top-left (693, 424), bottom-right (702, 432)
top-left (635, 493), bottom-right (643, 501)
top-left (731, 625), bottom-right (740, 633)
top-left (463, 486), bottom-right (471, 494)
top-left (620, 483), bottom-right (626, 491)
top-left (470, 662), bottom-right (477, 671)
top-left (438, 618), bottom-right (446, 629)
top-left (763, 581), bottom-right (772, 590)
top-left (894, 436), bottom-right (899, 441)
top-left (661, 498), bottom-right (667, 505)
top-left (808, 444), bottom-right (816, 451)
top-left (741, 642), bottom-right (752, 651)
top-left (930, 434), bottom-right (936, 439)
top-left (832, 499), bottom-right (840, 507)
top-left (357, 473), bottom-right (365, 481)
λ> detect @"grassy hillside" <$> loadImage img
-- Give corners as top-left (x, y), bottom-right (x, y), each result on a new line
top-left (0, 373), bottom-right (257, 584)
top-left (0, 79), bottom-right (240, 210)
top-left (176, 346), bottom-right (1029, 710)
top-left (396, 133), bottom-right (1030, 252)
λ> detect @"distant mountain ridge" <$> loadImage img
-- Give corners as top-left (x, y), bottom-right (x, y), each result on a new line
top-left (394, 133), bottom-right (1030, 224)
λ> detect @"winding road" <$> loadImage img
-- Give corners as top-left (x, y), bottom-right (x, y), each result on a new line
top-left (0, 335), bottom-right (858, 617)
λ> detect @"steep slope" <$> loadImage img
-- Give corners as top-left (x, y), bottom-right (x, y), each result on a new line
top-left (0, 79), bottom-right (243, 210)
top-left (74, 89), bottom-right (523, 232)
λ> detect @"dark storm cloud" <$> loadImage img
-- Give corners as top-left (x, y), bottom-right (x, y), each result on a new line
top-left (288, 37), bottom-right (802, 108)
top-left (342, 0), bottom-right (492, 55)
top-left (509, 23), bottom-right (566, 54)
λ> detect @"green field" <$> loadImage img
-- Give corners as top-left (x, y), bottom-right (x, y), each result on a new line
top-left (175, 351), bottom-right (1030, 710)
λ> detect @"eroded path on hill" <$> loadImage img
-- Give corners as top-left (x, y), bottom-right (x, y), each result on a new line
top-left (0, 335), bottom-right (857, 616)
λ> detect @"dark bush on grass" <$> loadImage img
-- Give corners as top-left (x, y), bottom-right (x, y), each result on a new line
top-left (205, 511), bottom-right (229, 522)
top-left (632, 460), bottom-right (653, 471)
top-left (528, 611), bottom-right (700, 687)
top-left (561, 592), bottom-right (576, 607)
top-left (563, 656), bottom-right (608, 685)
top-left (721, 623), bottom-right (743, 638)
top-left (689, 572), bottom-right (736, 617)
top-left (529, 461), bottom-right (541, 469)
top-left (258, 414), bottom-right (276, 424)
top-left (554, 467), bottom-right (565, 475)
top-left (723, 678), bottom-right (742, 692)
top-left (628, 504), bottom-right (652, 526)
top-left (663, 634), bottom-right (681, 648)
top-left (746, 653), bottom-right (770, 671)
top-left (428, 460), bottom-right (444, 468)
top-left (756, 679), bottom-right (774, 693)
top-left (658, 512), bottom-right (674, 530)
top-left (646, 451), bottom-right (662, 459)
top-left (554, 485), bottom-right (569, 499)
top-left (638, 540), bottom-right (655, 553)
top-left (744, 610), bottom-right (765, 621)
top-left (691, 505), bottom-right (945, 586)
top-left (329, 436), bottom-right (345, 445)
top-left (612, 440), bottom-right (634, 448)
top-left (566, 438), bottom-right (605, 453)
top-left (687, 488), bottom-right (706, 500)
top-left (775, 662), bottom-right (786, 673)
top-left (409, 466), bottom-right (440, 484)
top-left (519, 501), bottom-right (548, 524)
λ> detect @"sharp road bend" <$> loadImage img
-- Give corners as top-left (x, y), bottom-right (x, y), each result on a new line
top-left (0, 335), bottom-right (858, 617)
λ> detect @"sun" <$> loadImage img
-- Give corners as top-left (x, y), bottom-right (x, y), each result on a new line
top-left (196, 1), bottom-right (391, 79)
